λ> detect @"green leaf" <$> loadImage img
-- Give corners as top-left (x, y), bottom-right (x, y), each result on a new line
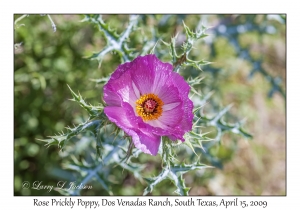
top-left (168, 22), bottom-right (209, 72)
top-left (183, 133), bottom-right (199, 157)
top-left (143, 169), bottom-right (169, 195)
top-left (67, 85), bottom-right (103, 118)
top-left (42, 119), bottom-right (102, 150)
top-left (83, 15), bottom-right (139, 63)
top-left (170, 162), bottom-right (212, 174)
top-left (171, 173), bottom-right (190, 196)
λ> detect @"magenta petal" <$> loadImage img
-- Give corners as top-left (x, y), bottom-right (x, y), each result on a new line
top-left (103, 62), bottom-right (132, 107)
top-left (159, 104), bottom-right (183, 127)
top-left (130, 56), bottom-right (155, 95)
top-left (149, 54), bottom-right (173, 73)
top-left (132, 130), bottom-right (161, 155)
top-left (180, 99), bottom-right (194, 132)
top-left (130, 55), bottom-right (174, 96)
top-left (109, 61), bottom-right (133, 81)
top-left (105, 70), bottom-right (139, 109)
top-left (104, 105), bottom-right (161, 155)
top-left (104, 106), bottom-right (137, 130)
top-left (103, 85), bottom-right (122, 106)
top-left (157, 83), bottom-right (182, 105)
top-left (171, 72), bottom-right (194, 132)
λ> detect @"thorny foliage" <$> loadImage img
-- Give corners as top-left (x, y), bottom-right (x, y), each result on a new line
top-left (34, 15), bottom-right (284, 195)
top-left (202, 15), bottom-right (285, 99)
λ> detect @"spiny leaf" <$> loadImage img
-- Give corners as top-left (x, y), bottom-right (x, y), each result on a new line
top-left (67, 84), bottom-right (103, 118)
top-left (183, 21), bottom-right (208, 40)
top-left (171, 173), bottom-right (190, 196)
top-left (83, 15), bottom-right (139, 63)
top-left (42, 119), bottom-right (102, 149)
top-left (170, 162), bottom-right (213, 174)
top-left (83, 15), bottom-right (120, 40)
top-left (169, 23), bottom-right (209, 72)
top-left (95, 174), bottom-right (114, 195)
top-left (183, 133), bottom-right (199, 157)
top-left (143, 169), bottom-right (169, 195)
top-left (196, 104), bottom-right (253, 140)
top-left (209, 104), bottom-right (234, 126)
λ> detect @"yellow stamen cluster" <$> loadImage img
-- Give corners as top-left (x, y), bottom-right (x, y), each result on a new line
top-left (136, 93), bottom-right (164, 121)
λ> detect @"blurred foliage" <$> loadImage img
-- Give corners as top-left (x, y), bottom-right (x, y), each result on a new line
top-left (14, 14), bottom-right (285, 195)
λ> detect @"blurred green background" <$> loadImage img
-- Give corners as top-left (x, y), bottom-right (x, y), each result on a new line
top-left (14, 14), bottom-right (285, 195)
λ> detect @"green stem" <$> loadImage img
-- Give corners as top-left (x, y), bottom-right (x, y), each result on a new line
top-left (47, 15), bottom-right (56, 32)
top-left (72, 143), bottom-right (122, 195)
top-left (14, 14), bottom-right (28, 26)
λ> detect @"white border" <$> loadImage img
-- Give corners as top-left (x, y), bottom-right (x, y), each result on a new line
top-left (2, 0), bottom-right (296, 209)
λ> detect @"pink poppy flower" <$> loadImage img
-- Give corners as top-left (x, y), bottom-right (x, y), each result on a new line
top-left (103, 54), bottom-right (193, 155)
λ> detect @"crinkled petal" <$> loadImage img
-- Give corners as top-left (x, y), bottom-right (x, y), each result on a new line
top-left (151, 68), bottom-right (172, 95)
top-left (150, 54), bottom-right (173, 73)
top-left (104, 70), bottom-right (139, 111)
top-left (132, 129), bottom-right (161, 155)
top-left (103, 85), bottom-right (122, 106)
top-left (104, 104), bottom-right (161, 155)
top-left (163, 102), bottom-right (181, 111)
top-left (130, 55), bottom-right (174, 95)
top-left (130, 56), bottom-right (155, 95)
top-left (171, 71), bottom-right (191, 95)
top-left (158, 103), bottom-right (183, 127)
top-left (171, 72), bottom-right (194, 132)
top-left (109, 61), bottom-right (133, 81)
top-left (104, 106), bottom-right (137, 130)
top-left (103, 61), bottom-right (132, 107)
top-left (180, 99), bottom-right (194, 132)
top-left (157, 83), bottom-right (182, 105)
top-left (121, 102), bottom-right (173, 138)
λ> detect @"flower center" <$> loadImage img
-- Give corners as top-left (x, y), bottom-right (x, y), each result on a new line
top-left (136, 93), bottom-right (164, 121)
top-left (144, 99), bottom-right (157, 113)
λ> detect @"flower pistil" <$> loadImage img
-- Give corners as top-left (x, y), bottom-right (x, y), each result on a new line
top-left (136, 93), bottom-right (164, 121)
